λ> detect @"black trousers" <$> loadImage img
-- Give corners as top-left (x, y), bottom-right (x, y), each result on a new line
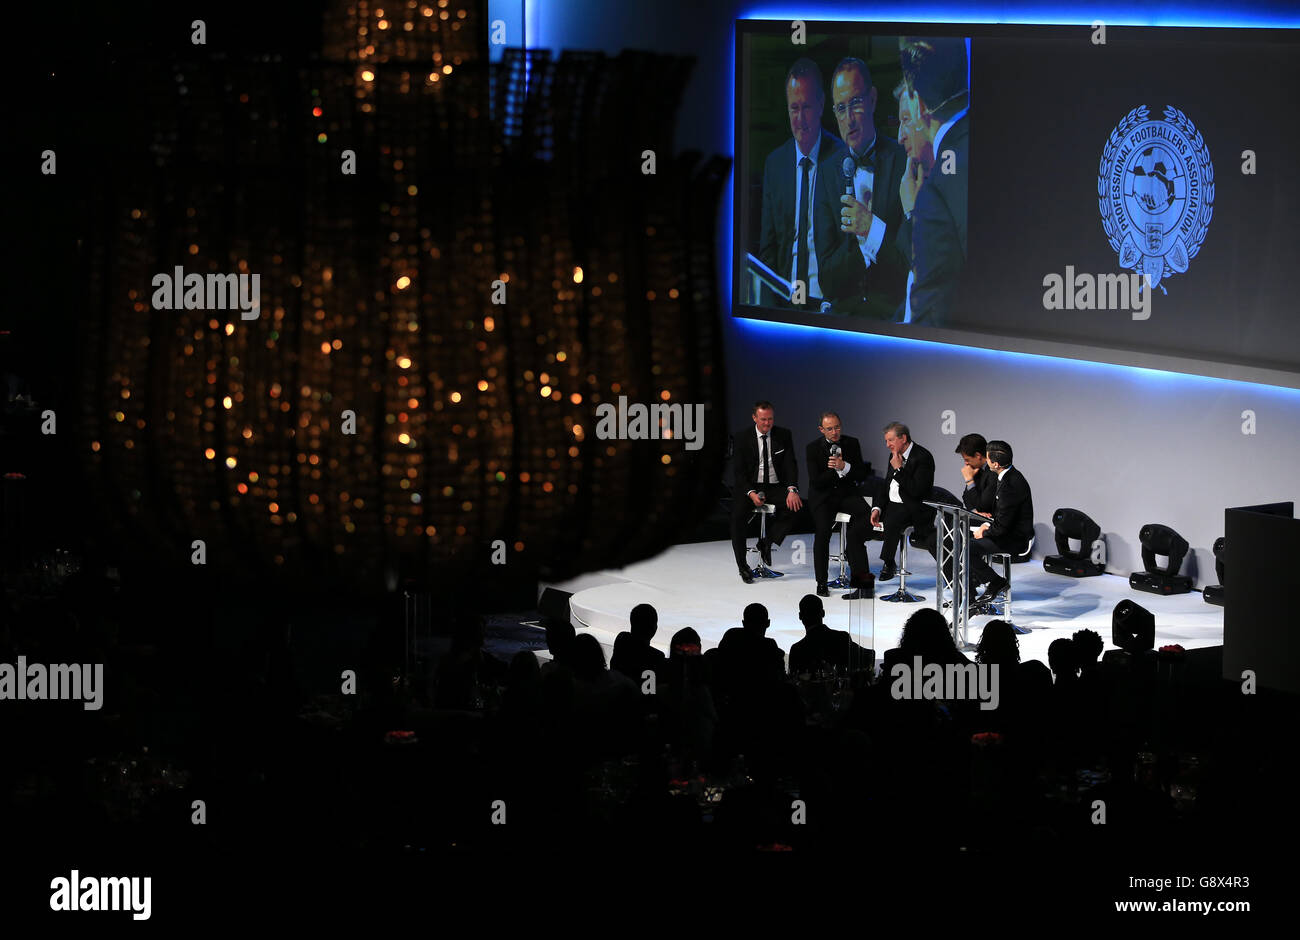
top-left (731, 484), bottom-right (798, 570)
top-left (810, 494), bottom-right (873, 585)
top-left (874, 501), bottom-right (934, 565)
top-left (969, 535), bottom-right (1015, 586)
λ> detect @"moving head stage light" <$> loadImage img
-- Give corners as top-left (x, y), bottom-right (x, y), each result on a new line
top-left (1202, 536), bottom-right (1225, 606)
top-left (1043, 507), bottom-right (1105, 578)
top-left (1129, 523), bottom-right (1194, 595)
top-left (1112, 598), bottom-right (1156, 654)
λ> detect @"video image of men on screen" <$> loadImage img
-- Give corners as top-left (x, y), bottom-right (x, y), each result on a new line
top-left (897, 36), bottom-right (968, 326)
top-left (740, 32), bottom-right (969, 325)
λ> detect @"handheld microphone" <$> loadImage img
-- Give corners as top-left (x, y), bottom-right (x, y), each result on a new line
top-left (830, 444), bottom-right (842, 459)
top-left (841, 155), bottom-right (856, 197)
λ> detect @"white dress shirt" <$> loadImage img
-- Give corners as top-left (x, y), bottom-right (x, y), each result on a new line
top-left (888, 441), bottom-right (914, 503)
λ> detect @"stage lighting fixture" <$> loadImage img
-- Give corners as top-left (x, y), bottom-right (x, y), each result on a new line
top-left (1043, 507), bottom-right (1105, 577)
top-left (1129, 523), bottom-right (1194, 595)
top-left (1112, 598), bottom-right (1155, 654)
top-left (1202, 536), bottom-right (1225, 606)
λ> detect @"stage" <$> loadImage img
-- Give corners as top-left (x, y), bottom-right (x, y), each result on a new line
top-left (543, 539), bottom-right (1225, 667)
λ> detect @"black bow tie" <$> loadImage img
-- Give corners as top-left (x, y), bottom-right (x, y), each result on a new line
top-left (855, 141), bottom-right (877, 169)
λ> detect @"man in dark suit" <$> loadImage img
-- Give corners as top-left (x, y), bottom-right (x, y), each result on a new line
top-left (956, 432), bottom-right (997, 516)
top-left (716, 603), bottom-right (787, 692)
top-left (861, 421), bottom-right (935, 582)
top-left (970, 440), bottom-right (1035, 600)
top-left (790, 594), bottom-right (872, 676)
top-left (815, 57), bottom-right (910, 321)
top-left (757, 58), bottom-right (841, 308)
top-left (923, 432), bottom-right (995, 565)
top-left (731, 400), bottom-right (802, 583)
top-left (804, 411), bottom-right (873, 597)
top-left (898, 36), bottom-right (969, 326)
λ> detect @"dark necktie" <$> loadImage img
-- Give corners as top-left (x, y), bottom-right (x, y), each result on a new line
top-left (795, 156), bottom-right (812, 297)
top-left (760, 434), bottom-right (770, 484)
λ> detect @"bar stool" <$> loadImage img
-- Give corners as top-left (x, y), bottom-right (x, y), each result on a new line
top-left (971, 537), bottom-right (1034, 632)
top-left (747, 502), bottom-right (783, 579)
top-left (881, 525), bottom-right (925, 602)
top-left (828, 511), bottom-right (855, 589)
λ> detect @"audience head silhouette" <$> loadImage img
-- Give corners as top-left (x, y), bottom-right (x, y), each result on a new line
top-left (798, 594), bottom-right (825, 631)
top-left (670, 626), bottom-right (702, 657)
top-left (899, 607), bottom-right (959, 664)
top-left (571, 633), bottom-right (608, 682)
top-left (742, 603), bottom-right (770, 635)
top-left (1048, 637), bottom-right (1079, 681)
top-left (1071, 628), bottom-right (1103, 665)
top-left (976, 620), bottom-right (1020, 666)
top-left (545, 618), bottom-right (576, 664)
top-left (630, 603), bottom-right (658, 642)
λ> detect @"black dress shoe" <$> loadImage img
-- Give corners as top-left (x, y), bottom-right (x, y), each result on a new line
top-left (841, 588), bottom-right (869, 600)
top-left (816, 583), bottom-right (830, 597)
top-left (878, 562), bottom-right (897, 581)
top-left (979, 575), bottom-right (1009, 601)
top-left (757, 539), bottom-right (773, 567)
top-left (739, 568), bottom-right (754, 584)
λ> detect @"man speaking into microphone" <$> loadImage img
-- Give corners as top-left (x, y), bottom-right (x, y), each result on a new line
top-left (815, 56), bottom-right (910, 320)
top-left (805, 412), bottom-right (873, 597)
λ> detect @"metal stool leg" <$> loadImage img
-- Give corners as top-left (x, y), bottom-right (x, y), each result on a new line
top-left (970, 552), bottom-right (1005, 617)
top-left (748, 507), bottom-right (784, 579)
top-left (881, 529), bottom-right (925, 603)
top-left (1003, 555), bottom-right (1030, 633)
top-left (827, 517), bottom-right (851, 589)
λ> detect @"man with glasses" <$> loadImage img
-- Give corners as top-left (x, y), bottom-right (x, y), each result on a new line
top-left (804, 412), bottom-right (873, 597)
top-left (757, 58), bottom-right (843, 309)
top-left (816, 56), bottom-right (910, 320)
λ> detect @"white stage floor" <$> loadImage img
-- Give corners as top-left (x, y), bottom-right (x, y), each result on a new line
top-left (543, 539), bottom-right (1224, 667)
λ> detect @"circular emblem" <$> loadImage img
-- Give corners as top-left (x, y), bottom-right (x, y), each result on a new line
top-left (1098, 105), bottom-right (1214, 292)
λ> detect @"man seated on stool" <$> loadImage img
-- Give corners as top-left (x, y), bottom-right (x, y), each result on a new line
top-left (860, 420), bottom-right (935, 581)
top-left (970, 440), bottom-right (1034, 601)
top-left (731, 400), bottom-right (802, 584)
top-left (805, 411), bottom-right (873, 597)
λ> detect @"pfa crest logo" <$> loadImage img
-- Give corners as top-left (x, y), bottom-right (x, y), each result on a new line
top-left (1098, 105), bottom-right (1214, 293)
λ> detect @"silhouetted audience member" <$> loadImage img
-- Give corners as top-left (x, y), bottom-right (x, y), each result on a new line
top-left (611, 603), bottom-right (667, 687)
top-left (1070, 628), bottom-right (1107, 762)
top-left (569, 633), bottom-right (637, 755)
top-left (714, 603), bottom-right (787, 700)
top-left (661, 627), bottom-right (718, 768)
top-left (1048, 638), bottom-right (1080, 685)
top-left (502, 650), bottom-right (542, 719)
top-left (1072, 628), bottom-right (1104, 682)
top-left (882, 607), bottom-right (971, 674)
top-left (541, 618), bottom-right (576, 677)
top-left (434, 613), bottom-right (508, 710)
top-left (789, 594), bottom-right (872, 676)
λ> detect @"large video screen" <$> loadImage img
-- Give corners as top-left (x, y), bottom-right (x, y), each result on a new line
top-left (734, 21), bottom-right (1300, 387)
